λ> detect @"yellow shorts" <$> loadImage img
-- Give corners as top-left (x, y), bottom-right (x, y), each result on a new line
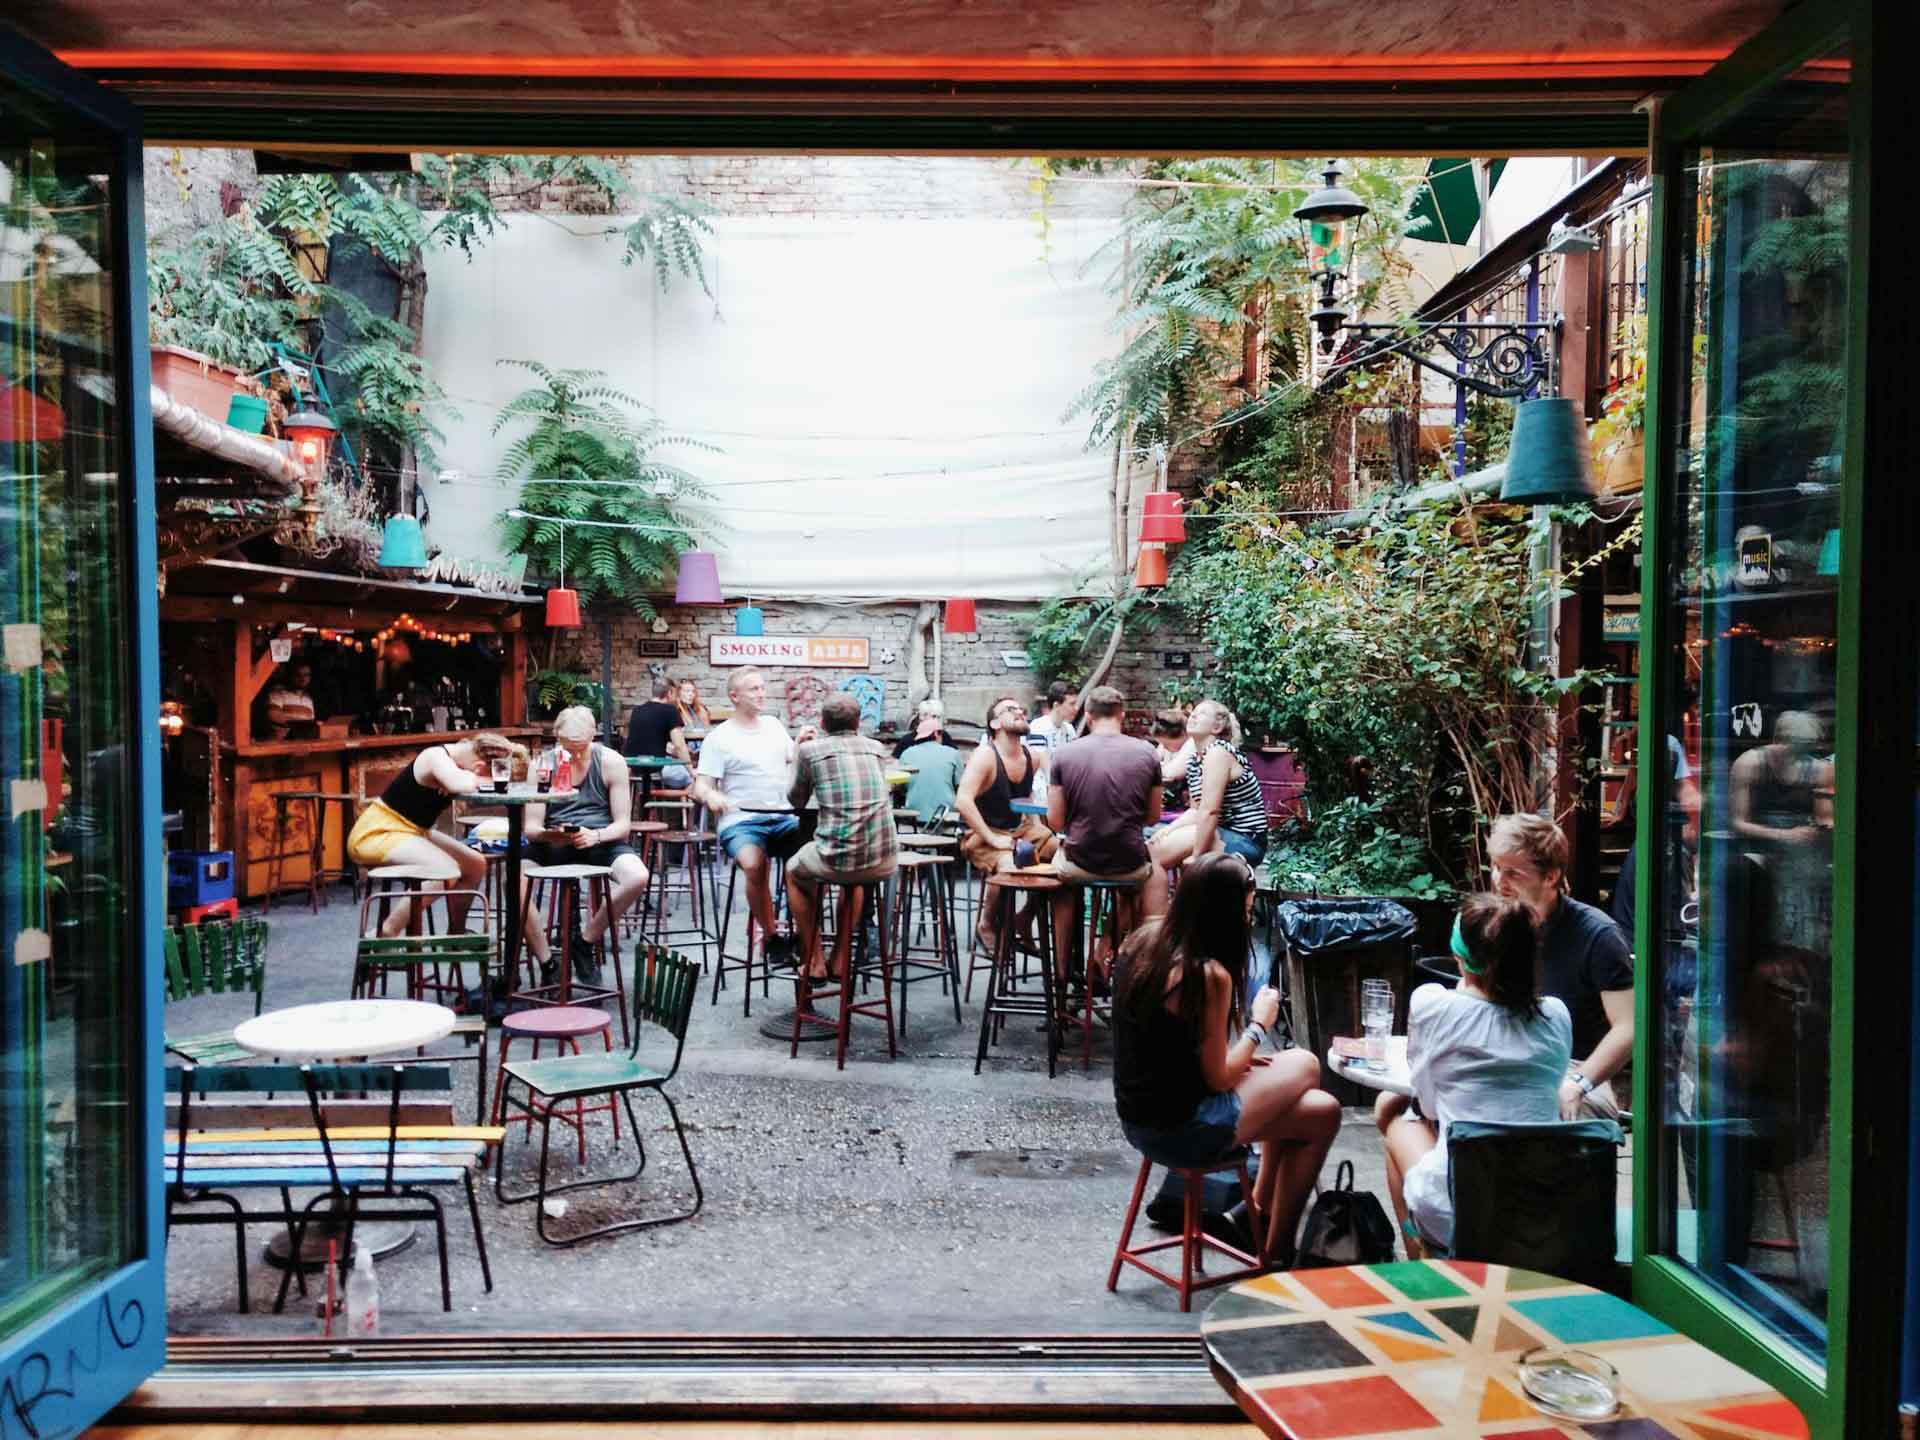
top-left (346, 799), bottom-right (428, 866)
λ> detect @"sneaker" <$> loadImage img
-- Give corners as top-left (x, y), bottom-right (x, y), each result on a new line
top-left (571, 931), bottom-right (602, 984)
top-left (539, 956), bottom-right (560, 987)
top-left (764, 931), bottom-right (799, 964)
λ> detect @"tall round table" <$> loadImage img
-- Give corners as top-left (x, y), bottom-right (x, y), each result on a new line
top-left (455, 785), bottom-right (575, 1001)
top-left (1201, 1259), bottom-right (1804, 1438)
top-left (233, 998), bottom-right (457, 1268)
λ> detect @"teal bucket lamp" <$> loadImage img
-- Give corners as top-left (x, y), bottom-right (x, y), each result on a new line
top-left (1500, 397), bottom-right (1600, 506)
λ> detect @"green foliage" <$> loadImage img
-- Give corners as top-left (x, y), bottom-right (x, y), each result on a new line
top-left (1171, 500), bottom-right (1605, 884)
top-left (530, 669), bottom-right (611, 716)
top-left (1267, 799), bottom-right (1451, 900)
top-left (1022, 583), bottom-right (1167, 693)
top-left (147, 210), bottom-right (315, 372)
top-left (492, 361), bottom-right (712, 616)
top-left (1066, 157), bottom-right (1429, 452)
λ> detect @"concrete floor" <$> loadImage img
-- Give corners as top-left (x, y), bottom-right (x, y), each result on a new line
top-left (162, 877), bottom-right (1397, 1338)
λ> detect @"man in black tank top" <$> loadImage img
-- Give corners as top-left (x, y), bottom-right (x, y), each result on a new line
top-left (956, 695), bottom-right (1061, 952)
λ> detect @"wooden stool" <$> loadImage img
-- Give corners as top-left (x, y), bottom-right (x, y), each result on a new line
top-left (264, 790), bottom-right (356, 913)
top-left (360, 861), bottom-right (460, 937)
top-left (624, 820), bottom-right (671, 937)
top-left (644, 830), bottom-right (715, 970)
top-left (519, 862), bottom-right (626, 1039)
top-left (1108, 1150), bottom-right (1265, 1311)
top-left (890, 851), bottom-right (961, 1033)
top-left (491, 1005), bottom-right (618, 1166)
top-left (792, 878), bottom-right (897, 1070)
top-left (973, 871), bottom-right (1064, 1077)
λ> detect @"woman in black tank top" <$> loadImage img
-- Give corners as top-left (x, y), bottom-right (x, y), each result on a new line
top-left (1114, 852), bottom-right (1340, 1266)
top-left (347, 732), bottom-right (519, 937)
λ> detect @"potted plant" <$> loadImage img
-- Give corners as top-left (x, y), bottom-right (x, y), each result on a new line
top-left (529, 669), bottom-right (611, 723)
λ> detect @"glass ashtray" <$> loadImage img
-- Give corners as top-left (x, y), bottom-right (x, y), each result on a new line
top-left (1516, 1346), bottom-right (1620, 1421)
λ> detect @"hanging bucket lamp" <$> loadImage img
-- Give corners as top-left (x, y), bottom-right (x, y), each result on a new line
top-left (378, 514), bottom-right (428, 570)
top-left (1134, 545), bottom-right (1169, 589)
top-left (1139, 492), bottom-right (1188, 544)
top-left (734, 602), bottom-right (765, 636)
top-left (544, 518), bottom-right (581, 628)
top-left (1818, 528), bottom-right (1842, 577)
top-left (1500, 397), bottom-right (1600, 506)
top-left (674, 550), bottom-right (724, 606)
top-left (944, 599), bottom-right (978, 634)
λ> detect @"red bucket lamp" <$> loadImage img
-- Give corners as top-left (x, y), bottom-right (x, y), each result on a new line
top-left (1139, 491), bottom-right (1187, 543)
top-left (1134, 546), bottom-right (1169, 588)
top-left (543, 517), bottom-right (581, 628)
top-left (944, 599), bottom-right (978, 634)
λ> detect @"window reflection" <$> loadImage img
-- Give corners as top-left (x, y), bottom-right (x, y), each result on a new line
top-left (1660, 57), bottom-right (1849, 1365)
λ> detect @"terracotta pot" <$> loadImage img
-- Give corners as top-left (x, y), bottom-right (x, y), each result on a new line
top-left (150, 344), bottom-right (243, 419)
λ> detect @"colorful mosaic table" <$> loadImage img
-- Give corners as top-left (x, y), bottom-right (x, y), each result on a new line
top-left (1200, 1260), bottom-right (1806, 1440)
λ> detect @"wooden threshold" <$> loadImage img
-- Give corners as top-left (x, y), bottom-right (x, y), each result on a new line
top-left (95, 1425), bottom-right (1254, 1439)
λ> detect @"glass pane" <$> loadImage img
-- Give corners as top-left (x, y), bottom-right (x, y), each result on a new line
top-left (1656, 46), bottom-right (1849, 1364)
top-left (0, 76), bottom-right (138, 1326)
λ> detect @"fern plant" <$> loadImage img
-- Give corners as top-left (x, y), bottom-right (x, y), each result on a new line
top-left (492, 361), bottom-right (712, 617)
top-left (147, 209), bottom-right (316, 372)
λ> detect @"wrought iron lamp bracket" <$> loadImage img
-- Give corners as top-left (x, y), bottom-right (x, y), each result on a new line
top-left (1342, 317), bottom-right (1562, 399)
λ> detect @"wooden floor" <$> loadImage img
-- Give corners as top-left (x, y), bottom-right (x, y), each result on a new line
top-left (95, 1425), bottom-right (1255, 1438)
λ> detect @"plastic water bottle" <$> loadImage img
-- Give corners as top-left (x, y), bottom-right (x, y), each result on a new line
top-left (347, 1244), bottom-right (380, 1337)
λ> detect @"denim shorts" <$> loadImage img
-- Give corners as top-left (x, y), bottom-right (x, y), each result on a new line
top-left (1122, 1089), bottom-right (1245, 1170)
top-left (1221, 828), bottom-right (1267, 864)
top-left (720, 812), bottom-right (801, 862)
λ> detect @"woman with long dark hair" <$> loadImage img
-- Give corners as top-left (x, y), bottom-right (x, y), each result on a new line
top-left (1377, 891), bottom-right (1573, 1256)
top-left (1113, 852), bottom-right (1340, 1264)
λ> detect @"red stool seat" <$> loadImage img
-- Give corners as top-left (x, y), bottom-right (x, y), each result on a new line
top-left (492, 1005), bottom-right (618, 1163)
top-left (502, 1006), bottom-right (612, 1040)
top-left (1107, 1150), bottom-right (1267, 1311)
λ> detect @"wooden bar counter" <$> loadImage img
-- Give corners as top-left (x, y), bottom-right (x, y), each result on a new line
top-left (228, 728), bottom-right (543, 901)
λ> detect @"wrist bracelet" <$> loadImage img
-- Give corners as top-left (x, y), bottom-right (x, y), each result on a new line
top-left (1571, 1071), bottom-right (1595, 1097)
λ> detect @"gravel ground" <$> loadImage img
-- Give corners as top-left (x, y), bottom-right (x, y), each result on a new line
top-left (164, 882), bottom-right (1395, 1338)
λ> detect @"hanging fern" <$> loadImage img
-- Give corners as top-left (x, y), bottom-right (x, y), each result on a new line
top-left (492, 360), bottom-right (715, 618)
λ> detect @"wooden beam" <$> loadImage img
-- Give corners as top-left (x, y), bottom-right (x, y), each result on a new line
top-left (503, 630), bottom-right (527, 728)
top-left (223, 623), bottom-right (251, 749)
top-left (244, 631), bottom-right (279, 710)
top-left (161, 595), bottom-right (518, 631)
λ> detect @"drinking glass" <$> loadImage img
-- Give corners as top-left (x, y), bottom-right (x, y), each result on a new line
top-left (534, 750), bottom-right (555, 794)
top-left (1360, 980), bottom-right (1394, 1073)
top-left (489, 757), bottom-right (511, 792)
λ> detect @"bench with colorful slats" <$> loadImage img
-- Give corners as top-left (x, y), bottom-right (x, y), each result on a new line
top-left (352, 931), bottom-right (494, 1121)
top-left (164, 1063), bottom-right (505, 1314)
top-left (162, 917), bottom-right (270, 1064)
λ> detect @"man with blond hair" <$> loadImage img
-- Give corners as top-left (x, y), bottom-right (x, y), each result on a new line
top-left (694, 667), bottom-right (816, 965)
top-left (526, 705), bottom-right (648, 984)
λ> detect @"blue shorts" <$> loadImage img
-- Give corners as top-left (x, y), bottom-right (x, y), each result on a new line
top-left (720, 812), bottom-right (801, 862)
top-left (1221, 828), bottom-right (1267, 864)
top-left (1122, 1090), bottom-right (1245, 1170)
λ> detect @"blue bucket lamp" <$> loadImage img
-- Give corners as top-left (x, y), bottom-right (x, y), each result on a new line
top-left (1818, 527), bottom-right (1841, 576)
top-left (378, 514), bottom-right (428, 570)
top-left (734, 603), bottom-right (764, 636)
top-left (1500, 397), bottom-right (1600, 506)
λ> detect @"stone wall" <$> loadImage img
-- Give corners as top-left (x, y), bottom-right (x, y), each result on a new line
top-left (550, 597), bottom-right (1210, 732)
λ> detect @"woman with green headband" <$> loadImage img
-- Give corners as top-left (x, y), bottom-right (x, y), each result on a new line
top-left (1377, 892), bottom-right (1572, 1257)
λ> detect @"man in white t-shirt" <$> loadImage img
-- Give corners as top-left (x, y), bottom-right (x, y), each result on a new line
top-left (693, 667), bottom-right (815, 962)
top-left (1026, 679), bottom-right (1080, 755)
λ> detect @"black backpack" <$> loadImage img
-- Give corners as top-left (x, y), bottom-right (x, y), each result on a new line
top-left (1295, 1160), bottom-right (1397, 1268)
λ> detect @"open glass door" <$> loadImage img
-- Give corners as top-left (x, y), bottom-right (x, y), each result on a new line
top-left (1633, 5), bottom-right (1857, 1433)
top-left (0, 27), bottom-right (166, 1433)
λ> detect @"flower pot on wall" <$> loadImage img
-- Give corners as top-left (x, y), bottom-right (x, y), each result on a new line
top-left (150, 345), bottom-right (244, 419)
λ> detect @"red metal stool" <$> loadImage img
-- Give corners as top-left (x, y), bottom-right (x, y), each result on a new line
top-left (491, 1005), bottom-right (618, 1166)
top-left (1108, 1149), bottom-right (1266, 1311)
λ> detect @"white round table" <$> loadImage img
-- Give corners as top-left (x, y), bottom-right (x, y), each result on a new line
top-left (1325, 1034), bottom-right (1413, 1098)
top-left (234, 999), bottom-right (455, 1061)
top-left (232, 998), bottom-right (457, 1271)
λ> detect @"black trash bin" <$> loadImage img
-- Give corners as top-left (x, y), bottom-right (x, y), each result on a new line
top-left (1272, 897), bottom-right (1419, 1106)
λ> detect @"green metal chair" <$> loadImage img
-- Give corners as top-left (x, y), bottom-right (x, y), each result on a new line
top-left (352, 922), bottom-right (494, 1123)
top-left (493, 946), bottom-right (702, 1245)
top-left (162, 918), bottom-right (270, 1065)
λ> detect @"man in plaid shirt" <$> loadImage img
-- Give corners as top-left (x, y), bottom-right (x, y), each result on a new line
top-left (787, 693), bottom-right (899, 986)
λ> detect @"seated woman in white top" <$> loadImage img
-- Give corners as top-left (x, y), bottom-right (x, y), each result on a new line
top-left (1376, 892), bottom-right (1572, 1256)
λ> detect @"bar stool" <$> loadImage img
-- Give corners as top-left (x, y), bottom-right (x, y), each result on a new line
top-left (491, 1006), bottom-right (619, 1167)
top-left (712, 853), bottom-right (790, 1013)
top-left (359, 860), bottom-right (460, 937)
top-left (264, 790), bottom-right (356, 913)
top-left (1107, 1148), bottom-right (1265, 1311)
top-left (792, 878), bottom-right (896, 1070)
top-left (643, 830), bottom-right (715, 970)
top-left (520, 861), bottom-right (628, 1043)
top-left (1061, 876), bottom-right (1141, 1070)
top-left (972, 870), bottom-right (1064, 1078)
top-left (624, 820), bottom-right (671, 936)
top-left (890, 851), bottom-right (961, 1032)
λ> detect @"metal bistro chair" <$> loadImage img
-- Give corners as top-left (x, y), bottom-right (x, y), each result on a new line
top-left (162, 917), bottom-right (270, 1064)
top-left (493, 947), bottom-right (703, 1245)
top-left (1441, 1118), bottom-right (1625, 1292)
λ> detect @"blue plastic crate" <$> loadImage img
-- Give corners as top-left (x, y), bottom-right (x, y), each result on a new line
top-left (168, 850), bottom-right (235, 908)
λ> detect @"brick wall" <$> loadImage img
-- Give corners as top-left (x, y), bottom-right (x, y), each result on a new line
top-left (550, 597), bottom-right (1210, 732)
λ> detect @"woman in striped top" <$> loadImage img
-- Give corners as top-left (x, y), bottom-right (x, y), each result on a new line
top-left (1148, 700), bottom-right (1270, 900)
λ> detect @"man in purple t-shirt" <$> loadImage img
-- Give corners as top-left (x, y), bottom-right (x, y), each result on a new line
top-left (1046, 685), bottom-right (1164, 982)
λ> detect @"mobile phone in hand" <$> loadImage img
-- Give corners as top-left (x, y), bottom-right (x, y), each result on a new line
top-left (556, 822), bottom-right (580, 834)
